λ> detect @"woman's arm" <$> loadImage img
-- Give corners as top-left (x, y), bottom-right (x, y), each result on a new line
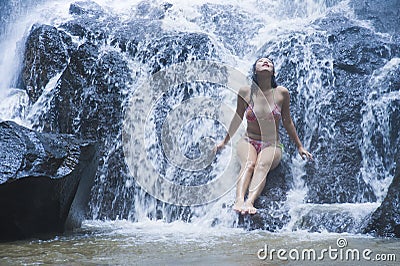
top-left (280, 87), bottom-right (313, 160)
top-left (216, 87), bottom-right (249, 149)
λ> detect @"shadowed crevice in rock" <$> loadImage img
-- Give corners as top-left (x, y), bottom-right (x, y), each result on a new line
top-left (0, 121), bottom-right (98, 241)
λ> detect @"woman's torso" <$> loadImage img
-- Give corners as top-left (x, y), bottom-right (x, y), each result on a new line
top-left (243, 86), bottom-right (282, 142)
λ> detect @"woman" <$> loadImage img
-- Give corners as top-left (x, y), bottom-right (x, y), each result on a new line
top-left (216, 57), bottom-right (312, 215)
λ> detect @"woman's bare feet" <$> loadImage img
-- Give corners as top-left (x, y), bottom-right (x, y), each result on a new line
top-left (244, 200), bottom-right (257, 214)
top-left (233, 200), bottom-right (257, 215)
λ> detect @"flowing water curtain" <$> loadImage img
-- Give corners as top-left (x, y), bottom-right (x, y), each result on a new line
top-left (122, 60), bottom-right (249, 214)
top-left (360, 58), bottom-right (400, 201)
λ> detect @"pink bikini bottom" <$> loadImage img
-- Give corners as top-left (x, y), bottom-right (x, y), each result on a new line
top-left (243, 136), bottom-right (283, 154)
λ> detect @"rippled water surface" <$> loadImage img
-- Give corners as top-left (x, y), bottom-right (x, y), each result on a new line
top-left (1, 220), bottom-right (398, 265)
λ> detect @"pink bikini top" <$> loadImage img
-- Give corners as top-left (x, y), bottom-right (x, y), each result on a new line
top-left (245, 89), bottom-right (281, 122)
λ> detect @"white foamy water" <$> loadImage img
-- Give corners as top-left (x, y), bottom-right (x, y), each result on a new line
top-left (360, 57), bottom-right (400, 201)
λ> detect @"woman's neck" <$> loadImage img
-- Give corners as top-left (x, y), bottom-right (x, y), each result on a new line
top-left (257, 77), bottom-right (272, 92)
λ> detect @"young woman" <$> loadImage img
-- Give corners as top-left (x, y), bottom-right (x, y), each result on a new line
top-left (216, 57), bottom-right (312, 214)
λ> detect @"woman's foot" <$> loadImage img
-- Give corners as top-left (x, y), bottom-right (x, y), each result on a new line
top-left (233, 201), bottom-right (245, 213)
top-left (244, 200), bottom-right (257, 214)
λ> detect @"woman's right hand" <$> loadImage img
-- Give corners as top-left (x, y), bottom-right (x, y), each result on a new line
top-left (213, 141), bottom-right (226, 153)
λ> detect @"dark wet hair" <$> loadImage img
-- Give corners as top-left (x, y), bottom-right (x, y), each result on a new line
top-left (250, 57), bottom-right (278, 102)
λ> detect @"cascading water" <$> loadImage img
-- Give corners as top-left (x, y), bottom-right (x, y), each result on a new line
top-left (360, 58), bottom-right (400, 200)
top-left (0, 1), bottom-right (399, 260)
top-left (0, 0), bottom-right (73, 122)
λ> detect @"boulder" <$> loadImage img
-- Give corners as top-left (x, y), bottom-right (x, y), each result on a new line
top-left (0, 121), bottom-right (98, 241)
top-left (256, 11), bottom-right (399, 204)
top-left (363, 158), bottom-right (400, 238)
top-left (22, 24), bottom-right (75, 103)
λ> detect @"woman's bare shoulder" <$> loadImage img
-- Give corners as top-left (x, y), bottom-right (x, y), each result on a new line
top-left (276, 85), bottom-right (290, 96)
top-left (276, 85), bottom-right (289, 92)
top-left (238, 86), bottom-right (251, 97)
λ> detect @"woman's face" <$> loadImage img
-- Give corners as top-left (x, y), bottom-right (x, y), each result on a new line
top-left (255, 58), bottom-right (274, 73)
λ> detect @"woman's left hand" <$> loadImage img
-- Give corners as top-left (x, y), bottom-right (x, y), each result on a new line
top-left (298, 146), bottom-right (313, 161)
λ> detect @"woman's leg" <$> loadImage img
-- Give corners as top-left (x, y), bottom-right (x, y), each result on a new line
top-left (244, 145), bottom-right (282, 214)
top-left (233, 137), bottom-right (258, 213)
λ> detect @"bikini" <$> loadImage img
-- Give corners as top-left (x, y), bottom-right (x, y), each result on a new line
top-left (244, 88), bottom-right (283, 154)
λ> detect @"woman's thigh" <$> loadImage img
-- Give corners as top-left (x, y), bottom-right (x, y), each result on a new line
top-left (236, 137), bottom-right (258, 167)
top-left (255, 145), bottom-right (282, 171)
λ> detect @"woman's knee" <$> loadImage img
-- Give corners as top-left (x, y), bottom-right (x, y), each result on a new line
top-left (242, 160), bottom-right (256, 171)
top-left (254, 161), bottom-right (272, 172)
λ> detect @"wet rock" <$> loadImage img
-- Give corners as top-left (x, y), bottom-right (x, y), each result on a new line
top-left (302, 14), bottom-right (399, 204)
top-left (363, 157), bottom-right (400, 238)
top-left (351, 0), bottom-right (400, 39)
top-left (196, 3), bottom-right (264, 57)
top-left (0, 121), bottom-right (98, 241)
top-left (294, 209), bottom-right (359, 233)
top-left (135, 1), bottom-right (173, 20)
top-left (69, 0), bottom-right (104, 17)
top-left (22, 24), bottom-right (75, 103)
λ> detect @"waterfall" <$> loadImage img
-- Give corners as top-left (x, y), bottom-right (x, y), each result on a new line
top-left (0, 0), bottom-right (73, 120)
top-left (0, 0), bottom-right (398, 234)
top-left (360, 58), bottom-right (400, 200)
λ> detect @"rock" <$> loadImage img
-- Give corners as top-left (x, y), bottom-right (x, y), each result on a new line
top-left (22, 24), bottom-right (75, 103)
top-left (195, 3), bottom-right (264, 57)
top-left (135, 1), bottom-right (173, 20)
top-left (0, 121), bottom-right (98, 241)
top-left (304, 14), bottom-right (399, 204)
top-left (351, 0), bottom-right (400, 39)
top-left (255, 11), bottom-right (399, 204)
top-left (69, 0), bottom-right (104, 17)
top-left (363, 158), bottom-right (400, 238)
top-left (293, 209), bottom-right (359, 233)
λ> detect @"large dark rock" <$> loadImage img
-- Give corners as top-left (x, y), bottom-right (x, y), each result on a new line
top-left (0, 121), bottom-right (98, 241)
top-left (303, 14), bottom-right (399, 204)
top-left (363, 158), bottom-right (400, 238)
